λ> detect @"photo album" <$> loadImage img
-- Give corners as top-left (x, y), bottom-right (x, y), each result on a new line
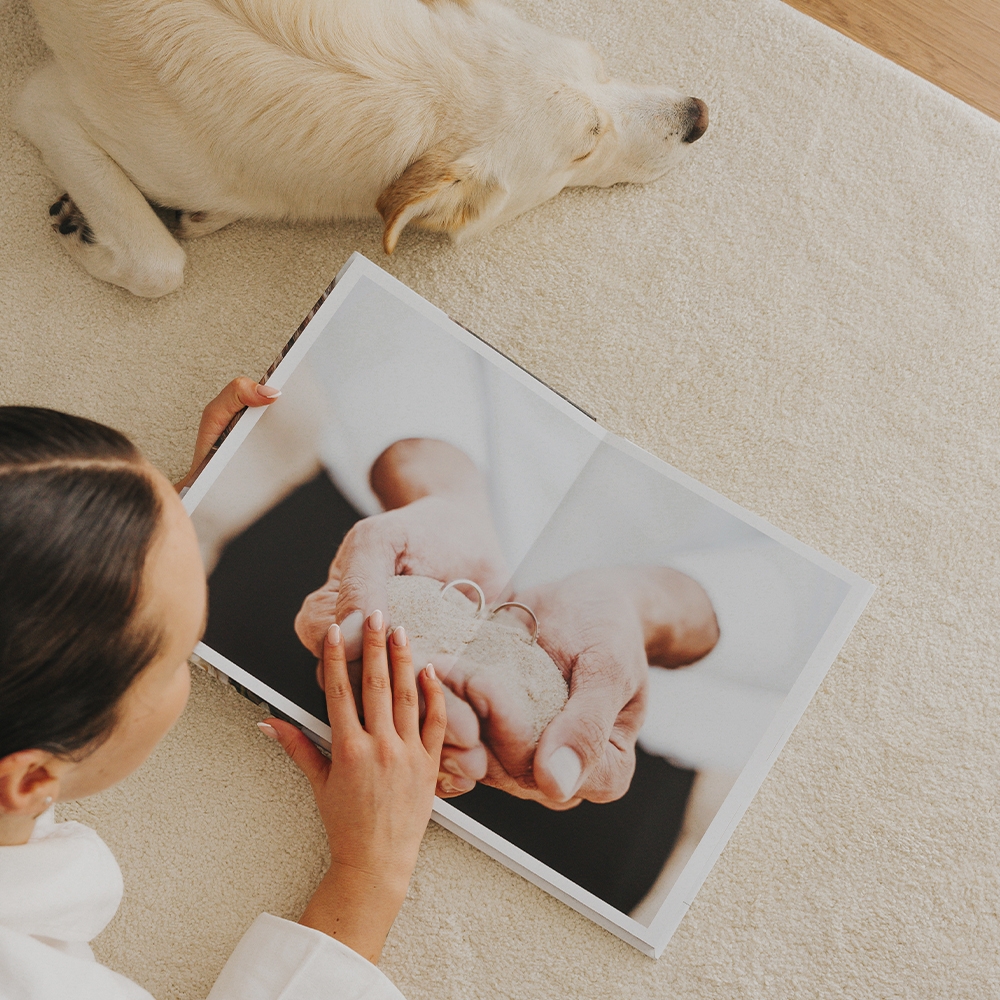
top-left (182, 253), bottom-right (874, 958)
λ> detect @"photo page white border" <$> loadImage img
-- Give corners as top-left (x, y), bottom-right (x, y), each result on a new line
top-left (184, 253), bottom-right (875, 958)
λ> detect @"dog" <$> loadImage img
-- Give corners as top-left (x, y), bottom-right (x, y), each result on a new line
top-left (15, 0), bottom-right (708, 297)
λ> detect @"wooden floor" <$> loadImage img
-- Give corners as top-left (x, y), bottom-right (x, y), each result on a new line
top-left (782, 0), bottom-right (1000, 121)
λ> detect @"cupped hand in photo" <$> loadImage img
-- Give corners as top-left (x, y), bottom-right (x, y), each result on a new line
top-left (294, 439), bottom-right (508, 661)
top-left (442, 566), bottom-right (719, 808)
top-left (429, 655), bottom-right (489, 798)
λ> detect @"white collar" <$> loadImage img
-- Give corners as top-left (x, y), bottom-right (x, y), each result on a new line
top-left (0, 809), bottom-right (123, 943)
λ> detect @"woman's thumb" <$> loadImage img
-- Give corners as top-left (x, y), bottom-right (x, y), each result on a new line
top-left (258, 719), bottom-right (328, 788)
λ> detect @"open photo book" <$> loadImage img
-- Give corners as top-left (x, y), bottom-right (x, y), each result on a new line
top-left (182, 253), bottom-right (874, 957)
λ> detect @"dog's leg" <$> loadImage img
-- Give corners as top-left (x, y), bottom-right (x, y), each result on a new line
top-left (14, 63), bottom-right (186, 298)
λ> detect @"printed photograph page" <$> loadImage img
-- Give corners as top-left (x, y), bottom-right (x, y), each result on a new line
top-left (439, 431), bottom-right (856, 926)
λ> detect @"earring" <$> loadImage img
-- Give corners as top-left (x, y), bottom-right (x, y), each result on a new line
top-left (44, 796), bottom-right (53, 807)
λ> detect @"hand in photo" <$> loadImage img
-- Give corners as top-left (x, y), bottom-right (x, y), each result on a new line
top-left (435, 676), bottom-right (488, 798)
top-left (295, 439), bottom-right (508, 661)
top-left (445, 567), bottom-right (719, 807)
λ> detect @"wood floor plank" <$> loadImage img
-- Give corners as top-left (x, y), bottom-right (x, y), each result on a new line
top-left (782, 0), bottom-right (1000, 121)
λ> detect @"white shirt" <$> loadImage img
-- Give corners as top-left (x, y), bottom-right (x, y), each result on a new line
top-left (0, 809), bottom-right (405, 1000)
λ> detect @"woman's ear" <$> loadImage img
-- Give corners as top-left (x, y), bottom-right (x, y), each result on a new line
top-left (0, 749), bottom-right (62, 816)
top-left (376, 147), bottom-right (503, 254)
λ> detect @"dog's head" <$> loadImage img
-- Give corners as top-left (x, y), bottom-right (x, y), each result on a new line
top-left (376, 20), bottom-right (707, 253)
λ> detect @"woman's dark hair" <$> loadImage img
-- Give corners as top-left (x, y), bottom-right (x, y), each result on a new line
top-left (0, 407), bottom-right (163, 760)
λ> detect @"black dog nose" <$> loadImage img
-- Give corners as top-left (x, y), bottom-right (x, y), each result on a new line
top-left (683, 98), bottom-right (709, 143)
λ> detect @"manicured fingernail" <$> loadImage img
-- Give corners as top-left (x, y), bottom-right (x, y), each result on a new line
top-left (425, 663), bottom-right (436, 681)
top-left (368, 609), bottom-right (383, 631)
top-left (392, 625), bottom-right (407, 646)
top-left (327, 622), bottom-right (341, 645)
top-left (257, 722), bottom-right (279, 740)
top-left (257, 384), bottom-right (281, 398)
top-left (547, 746), bottom-right (583, 800)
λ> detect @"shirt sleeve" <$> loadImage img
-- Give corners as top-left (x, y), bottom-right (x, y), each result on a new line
top-left (665, 541), bottom-right (850, 691)
top-left (0, 926), bottom-right (154, 1000)
top-left (312, 310), bottom-right (492, 519)
top-left (637, 541), bottom-right (851, 772)
top-left (207, 914), bottom-right (406, 1000)
top-left (0, 914), bottom-right (405, 1000)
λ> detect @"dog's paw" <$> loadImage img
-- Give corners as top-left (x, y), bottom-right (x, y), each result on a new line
top-left (49, 193), bottom-right (96, 246)
top-left (159, 206), bottom-right (238, 240)
top-left (46, 192), bottom-right (185, 297)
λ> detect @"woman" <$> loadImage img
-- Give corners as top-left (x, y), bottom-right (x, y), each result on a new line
top-left (0, 379), bottom-right (446, 1000)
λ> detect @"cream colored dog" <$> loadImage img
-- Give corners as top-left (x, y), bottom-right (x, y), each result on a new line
top-left (15, 0), bottom-right (708, 297)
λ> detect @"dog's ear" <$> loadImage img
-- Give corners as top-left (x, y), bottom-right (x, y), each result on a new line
top-left (376, 148), bottom-right (502, 254)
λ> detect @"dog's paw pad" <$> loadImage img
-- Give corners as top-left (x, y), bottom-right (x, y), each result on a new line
top-left (49, 195), bottom-right (96, 246)
top-left (159, 206), bottom-right (236, 239)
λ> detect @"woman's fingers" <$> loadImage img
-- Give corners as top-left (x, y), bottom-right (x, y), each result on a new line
top-left (179, 377), bottom-right (279, 490)
top-left (389, 626), bottom-right (420, 740)
top-left (360, 611), bottom-right (394, 735)
top-left (418, 664), bottom-right (447, 760)
top-left (204, 375), bottom-right (279, 431)
top-left (331, 516), bottom-right (405, 660)
top-left (321, 623), bottom-right (363, 735)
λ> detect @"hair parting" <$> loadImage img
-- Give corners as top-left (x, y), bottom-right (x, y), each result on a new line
top-left (0, 407), bottom-right (164, 759)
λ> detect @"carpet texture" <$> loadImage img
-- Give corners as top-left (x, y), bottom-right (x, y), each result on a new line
top-left (2, 0), bottom-right (999, 996)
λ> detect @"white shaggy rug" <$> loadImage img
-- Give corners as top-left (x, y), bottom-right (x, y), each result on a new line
top-left (2, 0), bottom-right (999, 996)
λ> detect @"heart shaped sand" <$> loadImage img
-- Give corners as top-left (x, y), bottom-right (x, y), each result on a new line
top-left (386, 575), bottom-right (568, 743)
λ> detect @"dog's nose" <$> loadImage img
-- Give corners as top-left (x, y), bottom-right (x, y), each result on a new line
top-left (682, 98), bottom-right (709, 143)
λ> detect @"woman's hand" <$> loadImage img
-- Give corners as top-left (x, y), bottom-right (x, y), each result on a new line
top-left (260, 614), bottom-right (446, 964)
top-left (175, 377), bottom-right (280, 491)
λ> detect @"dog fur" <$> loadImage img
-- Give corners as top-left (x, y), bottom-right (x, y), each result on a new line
top-left (15, 0), bottom-right (708, 297)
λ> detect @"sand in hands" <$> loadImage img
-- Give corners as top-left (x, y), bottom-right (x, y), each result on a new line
top-left (386, 575), bottom-right (568, 743)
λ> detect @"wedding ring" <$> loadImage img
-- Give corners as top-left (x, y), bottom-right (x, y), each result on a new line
top-left (489, 602), bottom-right (540, 645)
top-left (440, 578), bottom-right (487, 615)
